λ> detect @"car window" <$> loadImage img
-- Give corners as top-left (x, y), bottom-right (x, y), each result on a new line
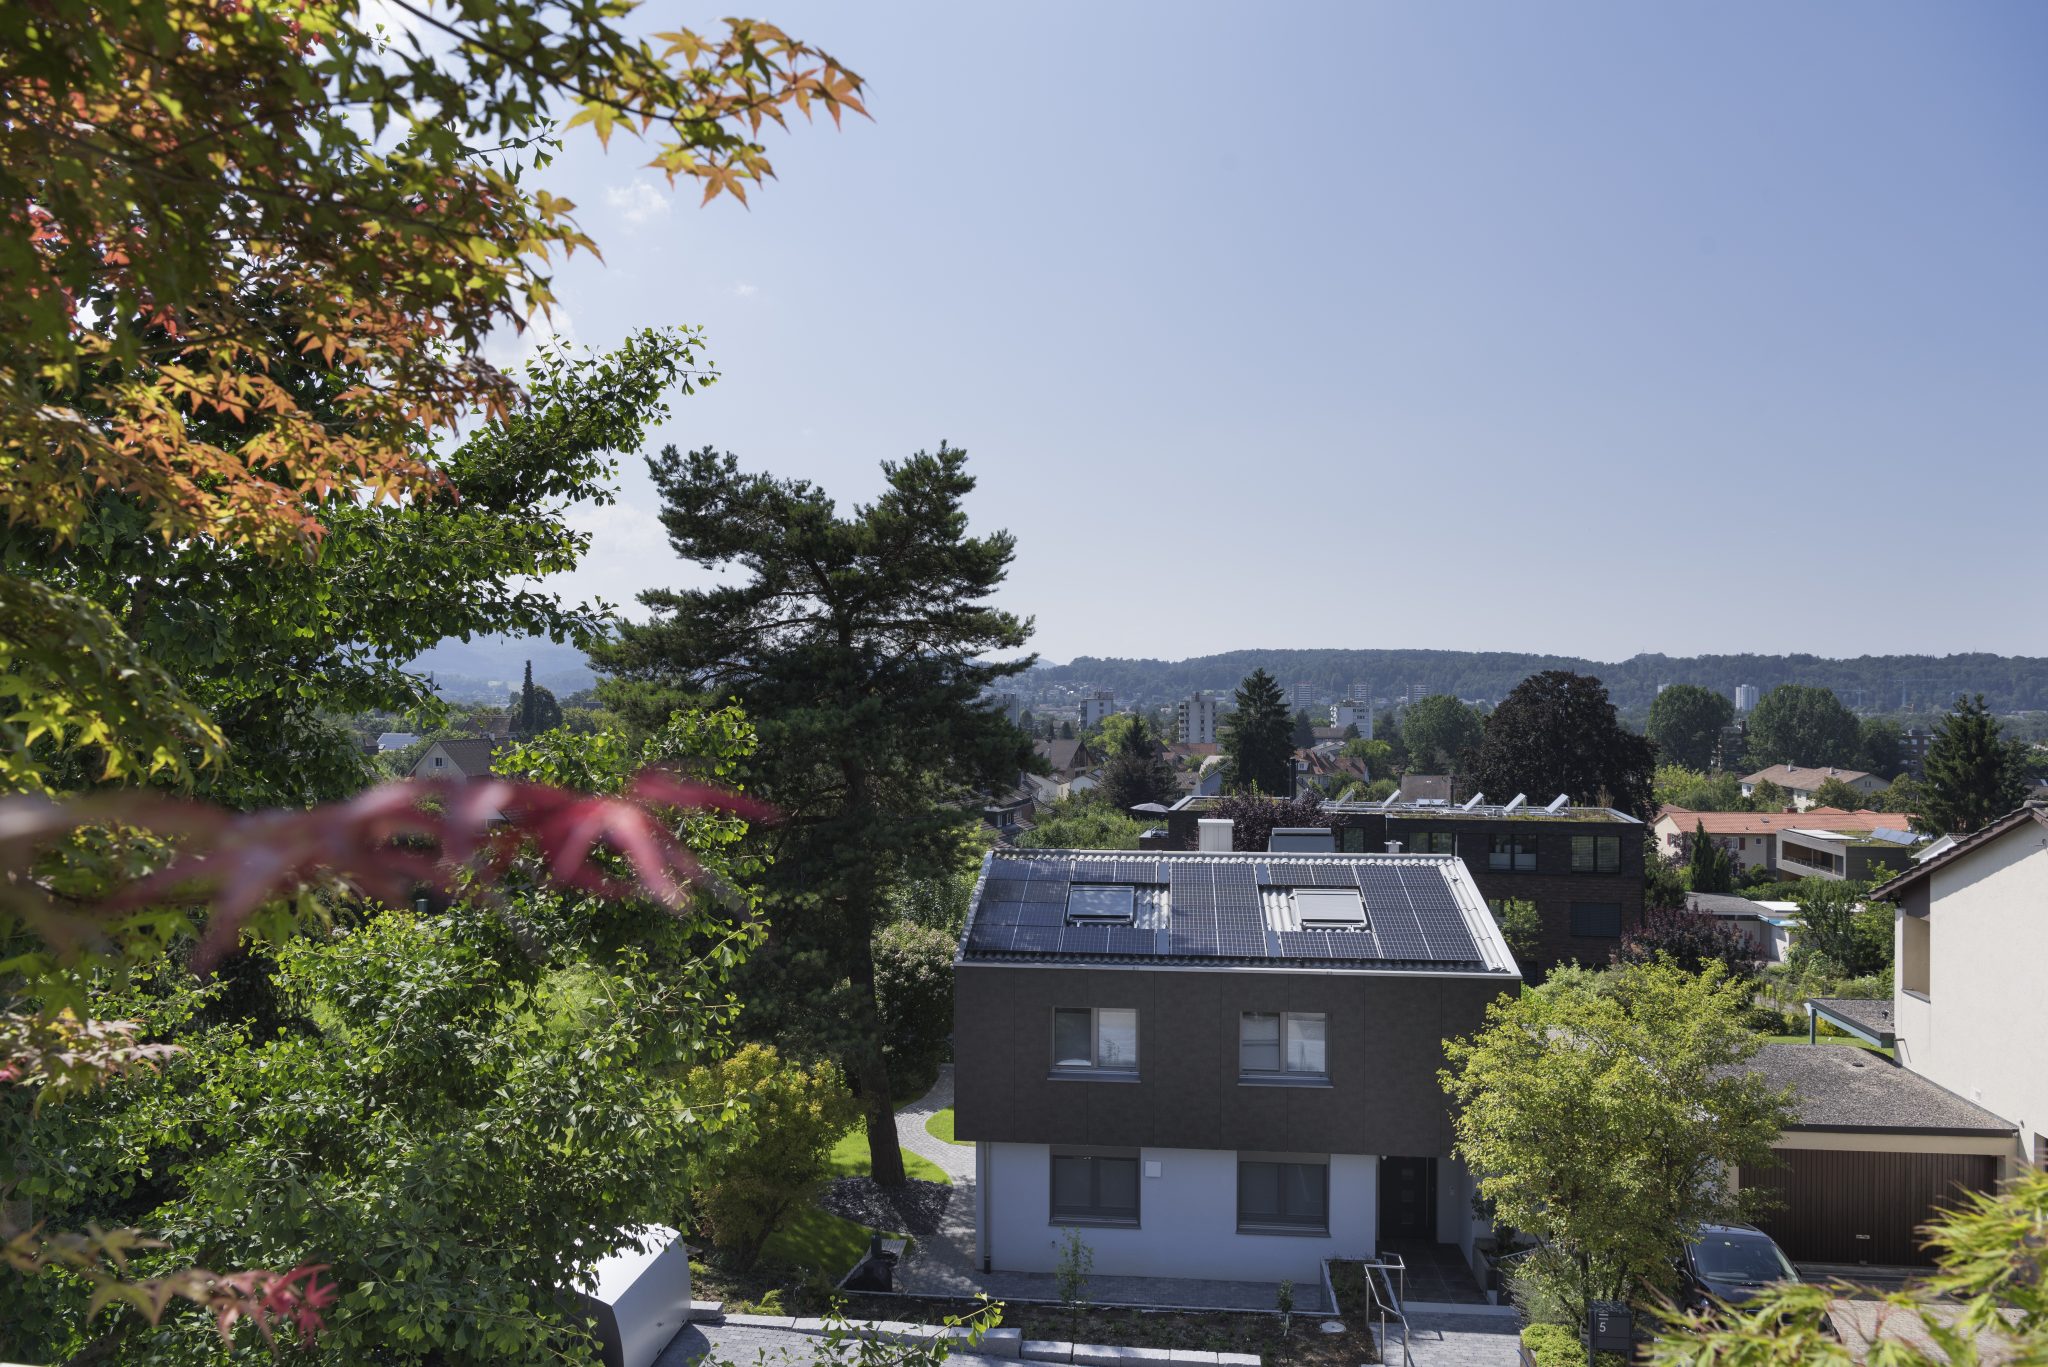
top-left (1691, 1231), bottom-right (1796, 1285)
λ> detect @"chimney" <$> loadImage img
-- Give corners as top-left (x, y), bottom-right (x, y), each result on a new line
top-left (1198, 818), bottom-right (1234, 853)
top-left (1385, 839), bottom-right (1404, 854)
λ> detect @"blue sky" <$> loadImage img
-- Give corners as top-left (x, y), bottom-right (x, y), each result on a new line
top-left (511, 2), bottom-right (2048, 664)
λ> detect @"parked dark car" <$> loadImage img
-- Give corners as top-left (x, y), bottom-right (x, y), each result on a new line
top-left (1678, 1224), bottom-right (1831, 1334)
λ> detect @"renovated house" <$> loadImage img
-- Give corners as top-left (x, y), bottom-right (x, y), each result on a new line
top-left (1739, 764), bottom-right (1886, 810)
top-left (1653, 806), bottom-right (1914, 880)
top-left (951, 840), bottom-right (1521, 1287)
top-left (1167, 794), bottom-right (1647, 971)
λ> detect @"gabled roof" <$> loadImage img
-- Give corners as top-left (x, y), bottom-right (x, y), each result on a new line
top-left (1033, 738), bottom-right (1097, 774)
top-left (419, 737), bottom-right (502, 778)
top-left (1871, 805), bottom-right (2048, 901)
top-left (958, 848), bottom-right (1517, 976)
top-left (1741, 764), bottom-right (1875, 790)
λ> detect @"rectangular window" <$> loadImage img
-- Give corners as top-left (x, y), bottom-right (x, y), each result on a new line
top-left (1570, 834), bottom-right (1621, 873)
top-left (1488, 833), bottom-right (1538, 871)
top-left (1240, 1012), bottom-right (1328, 1078)
top-left (1237, 1159), bottom-right (1329, 1233)
top-left (1066, 885), bottom-right (1135, 925)
top-left (1051, 1153), bottom-right (1140, 1225)
top-left (1293, 888), bottom-right (1367, 929)
top-left (1052, 1007), bottom-right (1139, 1072)
top-left (1337, 826), bottom-right (1368, 853)
top-left (1570, 902), bottom-right (1623, 938)
top-left (1404, 831), bottom-right (1453, 855)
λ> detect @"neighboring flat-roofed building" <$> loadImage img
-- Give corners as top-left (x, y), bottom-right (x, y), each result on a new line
top-left (1776, 823), bottom-right (1926, 882)
top-left (1167, 795), bottom-right (1647, 971)
top-left (951, 846), bottom-right (1520, 1289)
top-left (1653, 806), bottom-right (1912, 879)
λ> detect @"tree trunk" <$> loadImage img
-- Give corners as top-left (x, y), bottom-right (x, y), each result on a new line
top-left (851, 942), bottom-right (907, 1187)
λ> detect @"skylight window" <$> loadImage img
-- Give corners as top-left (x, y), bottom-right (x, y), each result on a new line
top-left (1293, 887), bottom-right (1367, 930)
top-left (1066, 885), bottom-right (1136, 925)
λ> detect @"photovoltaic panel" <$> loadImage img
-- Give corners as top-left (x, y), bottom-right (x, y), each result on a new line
top-left (1254, 862), bottom-right (1273, 885)
top-left (1111, 862), bottom-right (1161, 885)
top-left (1018, 880), bottom-right (1069, 903)
top-left (1354, 866), bottom-right (1432, 960)
top-left (1072, 860), bottom-right (1123, 883)
top-left (1274, 930), bottom-right (1334, 960)
top-left (978, 900), bottom-right (1030, 926)
top-left (1057, 924), bottom-right (1112, 957)
top-left (1104, 926), bottom-right (1157, 956)
top-left (1214, 862), bottom-right (1267, 957)
top-left (1168, 863), bottom-right (1218, 955)
top-left (983, 880), bottom-right (1031, 903)
top-left (967, 920), bottom-right (1015, 952)
top-left (1265, 863), bottom-right (1362, 888)
top-left (1405, 875), bottom-right (1481, 963)
top-left (1022, 858), bottom-right (1075, 884)
top-left (1010, 924), bottom-right (1065, 953)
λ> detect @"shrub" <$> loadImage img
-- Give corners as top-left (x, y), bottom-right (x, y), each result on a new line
top-left (1493, 898), bottom-right (1543, 966)
top-left (685, 1044), bottom-right (859, 1269)
top-left (1201, 792), bottom-right (1330, 852)
top-left (1522, 1322), bottom-right (1582, 1367)
top-left (873, 920), bottom-right (956, 1083)
top-left (1615, 905), bottom-right (1763, 981)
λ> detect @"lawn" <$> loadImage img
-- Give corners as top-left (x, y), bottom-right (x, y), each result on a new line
top-left (923, 1107), bottom-right (971, 1146)
top-left (1763, 1033), bottom-right (1895, 1058)
top-left (830, 1123), bottom-right (952, 1184)
top-left (759, 1204), bottom-right (905, 1279)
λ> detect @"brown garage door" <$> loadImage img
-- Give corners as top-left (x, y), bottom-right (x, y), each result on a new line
top-left (1738, 1149), bottom-right (1999, 1265)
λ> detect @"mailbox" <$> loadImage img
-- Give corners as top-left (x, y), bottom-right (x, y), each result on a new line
top-left (1584, 1301), bottom-right (1633, 1356)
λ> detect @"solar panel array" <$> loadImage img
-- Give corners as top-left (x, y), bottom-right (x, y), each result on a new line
top-left (968, 855), bottom-right (1491, 969)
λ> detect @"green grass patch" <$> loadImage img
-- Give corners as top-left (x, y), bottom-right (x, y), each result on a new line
top-left (760, 1203), bottom-right (907, 1277)
top-left (1763, 1033), bottom-right (1894, 1058)
top-left (829, 1124), bottom-right (950, 1183)
top-left (923, 1108), bottom-right (970, 1146)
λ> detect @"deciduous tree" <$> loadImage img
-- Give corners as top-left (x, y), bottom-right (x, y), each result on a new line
top-left (1808, 775), bottom-right (1871, 812)
top-left (1745, 685), bottom-right (1862, 769)
top-left (1401, 694), bottom-right (1485, 773)
top-left (1646, 684), bottom-right (1735, 771)
top-left (594, 443), bottom-right (1033, 1187)
top-left (1204, 793), bottom-right (1331, 853)
top-left (1467, 672), bottom-right (1656, 818)
top-left (1440, 961), bottom-right (1790, 1331)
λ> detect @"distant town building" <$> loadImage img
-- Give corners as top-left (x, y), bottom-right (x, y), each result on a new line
top-left (1330, 700), bottom-right (1371, 736)
top-left (1176, 692), bottom-right (1218, 745)
top-left (1403, 682), bottom-right (1435, 708)
top-left (1081, 691), bottom-right (1117, 728)
top-left (375, 731), bottom-right (420, 752)
top-left (990, 692), bottom-right (1023, 725)
top-left (1350, 681), bottom-right (1370, 710)
top-left (1900, 727), bottom-right (1934, 777)
top-left (1735, 683), bottom-right (1760, 713)
top-left (1291, 680), bottom-right (1314, 708)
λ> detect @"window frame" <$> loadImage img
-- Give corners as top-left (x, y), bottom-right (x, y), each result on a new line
top-left (1487, 832), bottom-right (1539, 872)
top-left (1238, 1011), bottom-right (1330, 1082)
top-left (1570, 834), bottom-right (1622, 874)
top-left (1236, 1157), bottom-right (1331, 1235)
top-left (1403, 830), bottom-right (1454, 855)
top-left (1049, 1151), bottom-right (1142, 1227)
top-left (1051, 1006), bottom-right (1140, 1076)
top-left (1569, 901), bottom-right (1623, 938)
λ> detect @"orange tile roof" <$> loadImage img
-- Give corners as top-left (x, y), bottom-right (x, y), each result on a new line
top-left (1657, 806), bottom-right (1911, 836)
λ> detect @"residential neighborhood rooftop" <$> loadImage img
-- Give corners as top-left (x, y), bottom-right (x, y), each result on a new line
top-left (959, 848), bottom-right (1518, 975)
top-left (1742, 764), bottom-right (1875, 788)
top-left (1746, 1044), bottom-right (2015, 1135)
top-left (1658, 805), bottom-right (1905, 836)
top-left (1170, 793), bottom-right (1641, 823)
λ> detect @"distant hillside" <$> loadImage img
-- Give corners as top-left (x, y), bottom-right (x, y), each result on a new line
top-left (1026, 650), bottom-right (2048, 715)
top-left (409, 635), bottom-right (595, 703)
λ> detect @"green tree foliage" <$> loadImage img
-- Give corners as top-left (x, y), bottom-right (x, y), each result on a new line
top-left (1491, 898), bottom-right (1542, 967)
top-left (1019, 797), bottom-right (1151, 851)
top-left (683, 1044), bottom-right (859, 1271)
top-left (1872, 773), bottom-right (1925, 814)
top-left (1223, 669), bottom-right (1294, 796)
top-left (1372, 711), bottom-right (1410, 773)
top-left (1096, 717), bottom-right (1178, 812)
top-left (1654, 764), bottom-right (1746, 813)
top-left (511, 662), bottom-right (565, 739)
top-left (6, 712), bottom-right (767, 1362)
top-left (1646, 1166), bottom-right (2048, 1367)
top-left (1086, 713), bottom-right (1139, 759)
top-left (1059, 720), bottom-right (1076, 739)
top-left (1745, 685), bottom-right (1862, 769)
top-left (1645, 685), bottom-right (1735, 771)
top-left (1786, 875), bottom-right (1894, 979)
top-left (1205, 793), bottom-right (1330, 852)
top-left (6, 330), bottom-right (706, 806)
top-left (1440, 961), bottom-right (1791, 1331)
top-left (872, 921), bottom-right (958, 1090)
top-left (1401, 694), bottom-right (1485, 772)
top-left (1807, 775), bottom-right (1872, 811)
top-left (1686, 820), bottom-right (1735, 894)
top-left (594, 442), bottom-right (1033, 1188)
top-left (1917, 693), bottom-right (2031, 835)
top-left (1342, 738), bottom-right (1395, 776)
top-left (1288, 710), bottom-right (1314, 749)
top-left (1747, 777), bottom-right (1788, 811)
top-left (1857, 717), bottom-right (1905, 778)
top-left (1468, 672), bottom-right (1656, 818)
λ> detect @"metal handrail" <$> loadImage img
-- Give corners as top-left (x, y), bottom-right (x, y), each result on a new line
top-left (1358, 1254), bottom-right (1414, 1367)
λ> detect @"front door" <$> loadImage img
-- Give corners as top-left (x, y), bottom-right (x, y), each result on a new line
top-left (1379, 1156), bottom-right (1438, 1242)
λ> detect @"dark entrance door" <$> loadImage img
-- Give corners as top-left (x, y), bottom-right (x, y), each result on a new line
top-left (1739, 1150), bottom-right (1999, 1265)
top-left (1379, 1156), bottom-right (1437, 1241)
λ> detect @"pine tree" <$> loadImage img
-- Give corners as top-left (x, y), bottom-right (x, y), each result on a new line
top-left (1098, 717), bottom-right (1178, 811)
top-left (1224, 669), bottom-right (1294, 796)
top-left (518, 660), bottom-right (538, 737)
top-left (594, 442), bottom-right (1033, 1187)
top-left (1291, 709), bottom-right (1315, 749)
top-left (1686, 819), bottom-right (1733, 894)
top-left (1918, 694), bottom-right (2029, 835)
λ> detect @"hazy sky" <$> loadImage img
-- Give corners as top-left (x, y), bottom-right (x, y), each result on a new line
top-left (509, 2), bottom-right (2048, 665)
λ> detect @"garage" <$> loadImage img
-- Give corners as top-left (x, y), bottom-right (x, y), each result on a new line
top-left (1739, 1044), bottom-right (2015, 1267)
top-left (1738, 1148), bottom-right (2000, 1265)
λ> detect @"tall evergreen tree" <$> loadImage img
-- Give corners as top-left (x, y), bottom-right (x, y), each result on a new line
top-left (594, 442), bottom-right (1033, 1186)
top-left (519, 661), bottom-right (538, 736)
top-left (1917, 694), bottom-right (2029, 835)
top-left (1097, 717), bottom-right (1178, 811)
top-left (1686, 819), bottom-right (1734, 894)
top-left (1291, 709), bottom-right (1316, 749)
top-left (1224, 669), bottom-right (1294, 796)
top-left (1467, 671), bottom-right (1656, 818)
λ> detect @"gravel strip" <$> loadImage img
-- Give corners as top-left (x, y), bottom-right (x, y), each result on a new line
top-left (816, 1175), bottom-right (953, 1236)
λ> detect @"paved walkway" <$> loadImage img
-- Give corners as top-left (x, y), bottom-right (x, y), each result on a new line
top-left (658, 1321), bottom-right (1016, 1367)
top-left (1384, 1309), bottom-right (1523, 1367)
top-left (888, 1066), bottom-right (1327, 1313)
